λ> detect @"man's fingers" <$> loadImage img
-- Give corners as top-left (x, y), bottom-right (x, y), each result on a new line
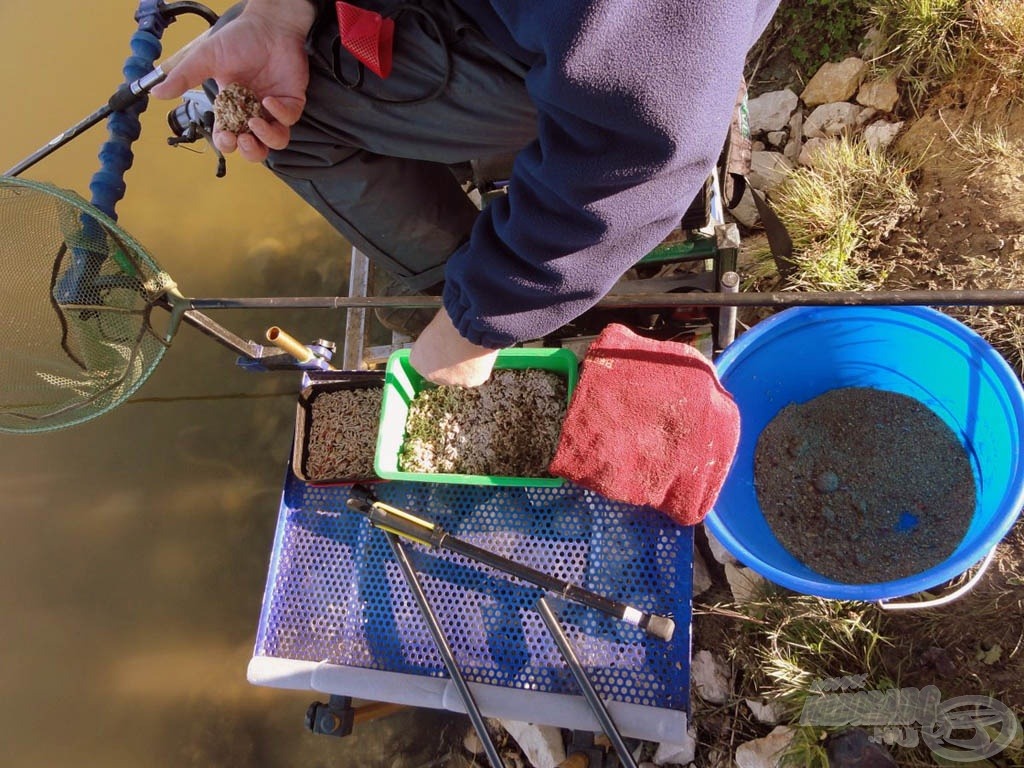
top-left (150, 42), bottom-right (216, 100)
top-left (249, 117), bottom-right (291, 151)
top-left (262, 95), bottom-right (306, 128)
top-left (212, 128), bottom-right (238, 154)
top-left (236, 133), bottom-right (271, 163)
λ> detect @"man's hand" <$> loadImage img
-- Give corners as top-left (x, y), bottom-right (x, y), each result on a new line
top-left (410, 310), bottom-right (500, 387)
top-left (150, 0), bottom-right (315, 162)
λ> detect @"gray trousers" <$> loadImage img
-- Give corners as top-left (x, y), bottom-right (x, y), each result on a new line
top-left (258, 0), bottom-right (537, 291)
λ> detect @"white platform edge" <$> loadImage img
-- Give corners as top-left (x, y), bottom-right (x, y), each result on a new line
top-left (247, 656), bottom-right (687, 743)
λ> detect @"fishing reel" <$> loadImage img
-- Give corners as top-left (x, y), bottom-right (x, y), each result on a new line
top-left (166, 81), bottom-right (227, 178)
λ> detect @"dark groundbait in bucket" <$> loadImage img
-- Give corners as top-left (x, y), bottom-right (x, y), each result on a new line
top-left (753, 386), bottom-right (976, 584)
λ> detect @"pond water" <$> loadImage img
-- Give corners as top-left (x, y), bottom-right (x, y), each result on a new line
top-left (0, 2), bottom-right (461, 765)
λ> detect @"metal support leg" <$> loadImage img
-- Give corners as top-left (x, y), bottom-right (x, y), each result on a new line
top-left (717, 271), bottom-right (740, 350)
top-left (342, 247), bottom-right (370, 370)
top-left (714, 223), bottom-right (741, 352)
top-left (535, 597), bottom-right (639, 768)
top-left (385, 533), bottom-right (505, 768)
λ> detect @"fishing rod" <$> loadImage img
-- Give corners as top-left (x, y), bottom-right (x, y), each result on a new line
top-left (182, 287), bottom-right (1024, 311)
top-left (3, 2), bottom-right (217, 178)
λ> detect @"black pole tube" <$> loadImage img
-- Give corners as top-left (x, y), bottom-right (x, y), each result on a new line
top-left (385, 534), bottom-right (505, 768)
top-left (185, 288), bottom-right (1024, 312)
top-left (536, 597), bottom-right (639, 768)
top-left (439, 533), bottom-right (674, 641)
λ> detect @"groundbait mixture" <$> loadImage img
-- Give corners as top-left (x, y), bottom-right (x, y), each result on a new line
top-left (213, 83), bottom-right (264, 134)
top-left (400, 369), bottom-right (567, 477)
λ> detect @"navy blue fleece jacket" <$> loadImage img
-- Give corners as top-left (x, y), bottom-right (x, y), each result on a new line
top-left (444, 0), bottom-right (779, 347)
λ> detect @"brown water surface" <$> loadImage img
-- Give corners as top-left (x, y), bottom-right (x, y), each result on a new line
top-left (0, 3), bottom-right (457, 766)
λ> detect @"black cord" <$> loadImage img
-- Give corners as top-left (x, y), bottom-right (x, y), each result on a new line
top-left (331, 4), bottom-right (452, 107)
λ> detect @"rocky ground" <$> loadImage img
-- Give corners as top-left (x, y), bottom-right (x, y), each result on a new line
top-left (683, 22), bottom-right (1024, 768)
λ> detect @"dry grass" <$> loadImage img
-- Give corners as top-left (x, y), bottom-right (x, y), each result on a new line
top-left (869, 0), bottom-right (1024, 108)
top-left (870, 0), bottom-right (972, 107)
top-left (889, 121), bottom-right (1024, 375)
top-left (946, 121), bottom-right (1024, 176)
top-left (970, 0), bottom-right (1024, 96)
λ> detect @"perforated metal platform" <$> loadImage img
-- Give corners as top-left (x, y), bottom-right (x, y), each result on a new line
top-left (249, 473), bottom-right (694, 742)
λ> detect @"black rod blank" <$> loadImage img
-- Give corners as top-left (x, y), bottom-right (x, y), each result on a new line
top-left (186, 287), bottom-right (1024, 312)
top-left (347, 487), bottom-right (675, 641)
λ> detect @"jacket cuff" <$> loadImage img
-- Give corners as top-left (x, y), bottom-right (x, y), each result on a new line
top-left (443, 283), bottom-right (516, 350)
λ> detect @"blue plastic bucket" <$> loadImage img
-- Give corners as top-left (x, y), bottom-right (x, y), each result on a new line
top-left (707, 306), bottom-right (1024, 601)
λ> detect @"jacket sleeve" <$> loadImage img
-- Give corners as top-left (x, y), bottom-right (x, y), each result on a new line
top-left (443, 0), bottom-right (778, 347)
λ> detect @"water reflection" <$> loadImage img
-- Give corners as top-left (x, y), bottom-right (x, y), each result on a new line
top-left (1, 3), bottom-right (460, 766)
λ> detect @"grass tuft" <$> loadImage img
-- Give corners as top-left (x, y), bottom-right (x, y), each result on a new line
top-left (870, 0), bottom-right (973, 107)
top-left (766, 138), bottom-right (917, 292)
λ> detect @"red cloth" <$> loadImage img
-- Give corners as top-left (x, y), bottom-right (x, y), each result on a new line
top-left (550, 324), bottom-right (741, 526)
top-left (336, 1), bottom-right (395, 79)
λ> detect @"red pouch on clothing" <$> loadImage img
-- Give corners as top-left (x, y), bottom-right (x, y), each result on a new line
top-left (549, 324), bottom-right (741, 526)
top-left (336, 1), bottom-right (395, 79)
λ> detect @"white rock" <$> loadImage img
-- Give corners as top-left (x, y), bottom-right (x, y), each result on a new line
top-left (857, 74), bottom-right (900, 112)
top-left (801, 57), bottom-right (868, 107)
top-left (653, 732), bottom-right (697, 767)
top-left (735, 726), bottom-right (795, 768)
top-left (692, 649), bottom-right (731, 704)
top-left (752, 140), bottom-right (767, 152)
top-left (692, 546), bottom-right (713, 597)
top-left (863, 120), bottom-right (905, 153)
top-left (748, 151), bottom-right (794, 193)
top-left (782, 139), bottom-right (801, 163)
top-left (788, 110), bottom-right (804, 145)
top-left (798, 137), bottom-right (832, 167)
top-left (745, 698), bottom-right (783, 725)
top-left (725, 562), bottom-right (766, 604)
top-left (498, 721), bottom-right (566, 768)
top-left (766, 130), bottom-right (787, 148)
top-left (463, 726), bottom-right (484, 755)
top-left (747, 88), bottom-right (799, 134)
top-left (704, 526), bottom-right (738, 565)
top-left (804, 102), bottom-right (862, 138)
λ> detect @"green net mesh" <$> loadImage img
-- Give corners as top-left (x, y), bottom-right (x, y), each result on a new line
top-left (0, 177), bottom-right (175, 433)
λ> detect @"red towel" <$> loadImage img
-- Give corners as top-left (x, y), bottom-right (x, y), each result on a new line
top-left (550, 324), bottom-right (740, 526)
top-left (336, 1), bottom-right (395, 79)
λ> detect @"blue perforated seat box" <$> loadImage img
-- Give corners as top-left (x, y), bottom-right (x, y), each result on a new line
top-left (249, 473), bottom-right (694, 742)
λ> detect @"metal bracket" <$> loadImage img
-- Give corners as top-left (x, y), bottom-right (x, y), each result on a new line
top-left (305, 695), bottom-right (356, 738)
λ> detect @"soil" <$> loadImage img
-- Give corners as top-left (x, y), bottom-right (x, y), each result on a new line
top-left (753, 387), bottom-right (976, 583)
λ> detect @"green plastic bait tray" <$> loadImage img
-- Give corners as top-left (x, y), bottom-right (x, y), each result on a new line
top-left (375, 348), bottom-right (579, 487)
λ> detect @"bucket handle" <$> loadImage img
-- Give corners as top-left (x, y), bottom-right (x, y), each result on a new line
top-left (876, 547), bottom-right (997, 611)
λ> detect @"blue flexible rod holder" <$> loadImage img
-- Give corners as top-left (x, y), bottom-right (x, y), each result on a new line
top-left (60, 3), bottom-right (170, 302)
top-left (91, 0), bottom-right (171, 221)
